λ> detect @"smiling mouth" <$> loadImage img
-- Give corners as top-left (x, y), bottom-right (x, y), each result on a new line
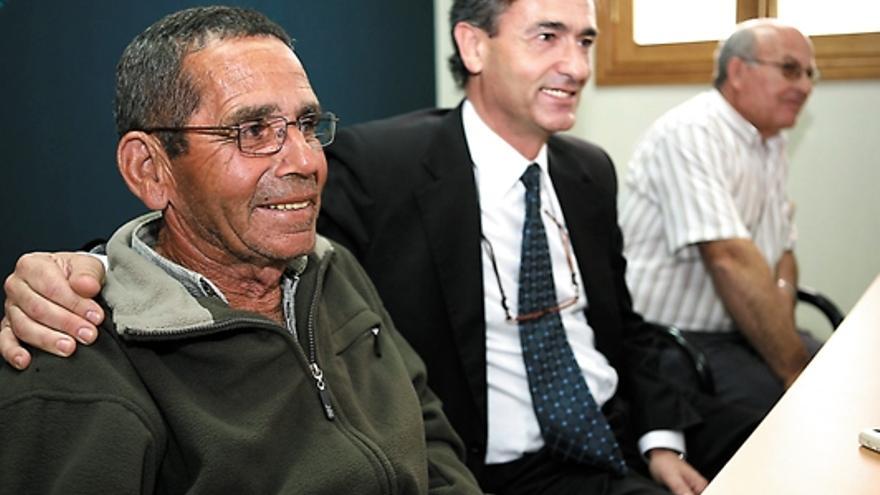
top-left (265, 201), bottom-right (311, 211)
top-left (541, 87), bottom-right (576, 99)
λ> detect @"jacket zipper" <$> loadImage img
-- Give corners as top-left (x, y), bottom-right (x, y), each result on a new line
top-left (300, 263), bottom-right (394, 491)
top-left (123, 257), bottom-right (394, 491)
top-left (309, 362), bottom-right (335, 420)
top-left (290, 272), bottom-right (336, 421)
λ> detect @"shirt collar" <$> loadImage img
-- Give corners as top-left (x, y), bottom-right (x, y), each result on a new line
top-left (130, 214), bottom-right (309, 303)
top-left (711, 88), bottom-right (786, 150)
top-left (462, 100), bottom-right (549, 206)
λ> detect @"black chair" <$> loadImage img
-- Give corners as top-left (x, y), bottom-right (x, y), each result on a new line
top-left (656, 285), bottom-right (845, 396)
top-left (796, 285), bottom-right (845, 329)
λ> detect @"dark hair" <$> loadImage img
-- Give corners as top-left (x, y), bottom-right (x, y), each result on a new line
top-left (115, 6), bottom-right (293, 157)
top-left (447, 0), bottom-right (513, 88)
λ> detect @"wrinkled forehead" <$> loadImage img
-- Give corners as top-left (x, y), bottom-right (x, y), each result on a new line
top-left (184, 36), bottom-right (318, 120)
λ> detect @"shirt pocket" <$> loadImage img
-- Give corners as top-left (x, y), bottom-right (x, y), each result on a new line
top-left (332, 309), bottom-right (384, 358)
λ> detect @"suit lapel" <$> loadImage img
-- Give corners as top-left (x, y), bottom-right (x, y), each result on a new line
top-left (548, 141), bottom-right (608, 327)
top-left (413, 106), bottom-right (488, 416)
top-left (549, 139), bottom-right (601, 277)
top-left (549, 140), bottom-right (627, 364)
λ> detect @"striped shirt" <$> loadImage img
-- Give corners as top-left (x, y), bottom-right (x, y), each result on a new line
top-left (620, 90), bottom-right (797, 332)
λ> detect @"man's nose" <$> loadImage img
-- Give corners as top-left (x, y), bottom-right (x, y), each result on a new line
top-left (557, 40), bottom-right (591, 84)
top-left (794, 68), bottom-right (815, 94)
top-left (273, 127), bottom-right (321, 177)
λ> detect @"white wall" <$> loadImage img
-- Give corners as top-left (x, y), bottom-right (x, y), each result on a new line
top-left (434, 0), bottom-right (880, 336)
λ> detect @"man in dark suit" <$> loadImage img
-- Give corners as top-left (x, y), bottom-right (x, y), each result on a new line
top-left (315, 1), bottom-right (759, 492)
top-left (319, 108), bottom-right (711, 494)
top-left (1, 0), bottom-right (756, 493)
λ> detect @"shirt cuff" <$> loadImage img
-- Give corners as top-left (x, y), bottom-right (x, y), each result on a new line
top-left (82, 252), bottom-right (109, 272)
top-left (638, 430), bottom-right (686, 459)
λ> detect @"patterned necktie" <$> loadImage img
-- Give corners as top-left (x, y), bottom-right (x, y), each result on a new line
top-left (517, 164), bottom-right (627, 474)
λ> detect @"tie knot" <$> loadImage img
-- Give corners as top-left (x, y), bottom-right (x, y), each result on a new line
top-left (521, 163), bottom-right (541, 193)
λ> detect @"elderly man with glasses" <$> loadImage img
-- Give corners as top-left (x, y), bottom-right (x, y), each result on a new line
top-left (620, 18), bottom-right (821, 420)
top-left (0, 6), bottom-right (483, 494)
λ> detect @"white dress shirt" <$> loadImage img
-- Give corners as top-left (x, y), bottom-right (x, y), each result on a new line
top-left (462, 101), bottom-right (650, 463)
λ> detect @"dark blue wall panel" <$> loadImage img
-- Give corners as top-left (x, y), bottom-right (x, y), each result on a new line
top-left (0, 0), bottom-right (435, 299)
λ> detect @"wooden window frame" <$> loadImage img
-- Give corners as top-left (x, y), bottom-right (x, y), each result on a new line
top-left (596, 0), bottom-right (880, 85)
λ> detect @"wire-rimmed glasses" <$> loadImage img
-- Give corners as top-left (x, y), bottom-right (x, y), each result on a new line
top-left (137, 112), bottom-right (339, 155)
top-left (482, 210), bottom-right (580, 323)
top-left (744, 58), bottom-right (820, 83)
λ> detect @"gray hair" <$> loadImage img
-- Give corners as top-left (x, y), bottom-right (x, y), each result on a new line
top-left (115, 6), bottom-right (293, 157)
top-left (712, 18), bottom-right (802, 89)
top-left (447, 0), bottom-right (514, 88)
top-left (713, 25), bottom-right (759, 89)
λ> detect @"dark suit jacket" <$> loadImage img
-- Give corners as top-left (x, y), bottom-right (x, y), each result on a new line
top-left (318, 105), bottom-right (702, 479)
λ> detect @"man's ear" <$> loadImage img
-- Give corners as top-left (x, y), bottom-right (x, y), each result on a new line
top-left (116, 132), bottom-right (173, 211)
top-left (453, 21), bottom-right (488, 77)
top-left (726, 57), bottom-right (748, 90)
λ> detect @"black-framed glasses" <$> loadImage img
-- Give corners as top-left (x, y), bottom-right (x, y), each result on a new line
top-left (482, 210), bottom-right (580, 323)
top-left (743, 58), bottom-right (820, 83)
top-left (137, 112), bottom-right (339, 156)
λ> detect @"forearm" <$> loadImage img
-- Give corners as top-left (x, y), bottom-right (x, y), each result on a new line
top-left (775, 251), bottom-right (798, 317)
top-left (775, 250), bottom-right (797, 285)
top-left (700, 240), bottom-right (808, 386)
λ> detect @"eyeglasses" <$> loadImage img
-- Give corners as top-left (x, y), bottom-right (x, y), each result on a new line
top-left (138, 112), bottom-right (339, 156)
top-left (744, 58), bottom-right (820, 83)
top-left (482, 210), bottom-right (580, 323)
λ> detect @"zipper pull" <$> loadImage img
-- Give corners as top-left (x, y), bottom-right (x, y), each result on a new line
top-left (309, 363), bottom-right (335, 420)
top-left (371, 326), bottom-right (382, 357)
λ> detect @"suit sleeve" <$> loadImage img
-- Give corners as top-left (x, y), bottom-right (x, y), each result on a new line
top-left (319, 128), bottom-right (375, 258)
top-left (597, 146), bottom-right (704, 435)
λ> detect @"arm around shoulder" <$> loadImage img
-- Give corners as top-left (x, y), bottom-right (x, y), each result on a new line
top-left (2, 251), bottom-right (107, 369)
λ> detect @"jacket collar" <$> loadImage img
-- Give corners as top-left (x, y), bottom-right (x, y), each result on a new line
top-left (104, 211), bottom-right (332, 335)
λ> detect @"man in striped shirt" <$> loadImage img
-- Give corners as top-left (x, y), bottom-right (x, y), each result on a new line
top-left (619, 18), bottom-right (821, 417)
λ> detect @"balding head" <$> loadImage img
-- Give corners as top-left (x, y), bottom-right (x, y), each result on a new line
top-left (713, 18), bottom-right (815, 138)
top-left (713, 18), bottom-right (812, 89)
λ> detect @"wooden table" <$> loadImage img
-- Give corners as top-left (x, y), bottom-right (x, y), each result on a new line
top-left (704, 275), bottom-right (880, 495)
